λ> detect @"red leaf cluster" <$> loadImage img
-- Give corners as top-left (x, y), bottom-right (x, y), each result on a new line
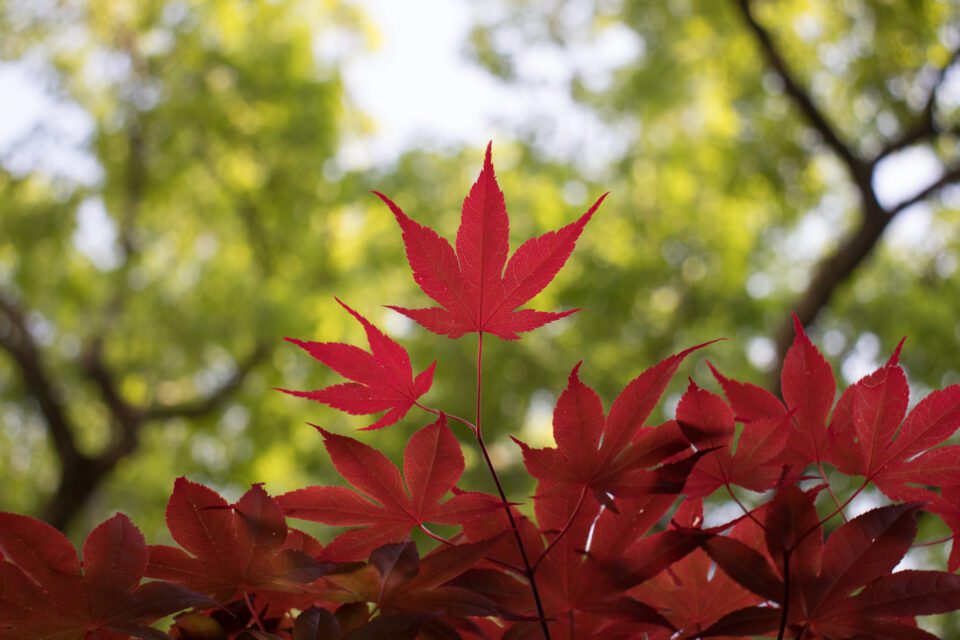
top-left (4, 145), bottom-right (960, 639)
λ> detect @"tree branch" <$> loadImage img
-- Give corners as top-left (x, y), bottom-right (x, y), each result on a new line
top-left (0, 292), bottom-right (82, 468)
top-left (734, 0), bottom-right (960, 383)
top-left (733, 0), bottom-right (868, 186)
top-left (889, 164), bottom-right (960, 216)
top-left (142, 342), bottom-right (268, 421)
top-left (878, 46), bottom-right (960, 160)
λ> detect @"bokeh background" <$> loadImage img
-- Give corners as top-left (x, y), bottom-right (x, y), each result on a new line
top-left (1, 0), bottom-right (959, 583)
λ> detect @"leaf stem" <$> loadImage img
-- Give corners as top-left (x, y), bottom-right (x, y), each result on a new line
top-left (725, 483), bottom-right (769, 535)
top-left (418, 523), bottom-right (525, 574)
top-left (532, 485), bottom-right (587, 574)
top-left (817, 460), bottom-right (848, 523)
top-left (799, 480), bottom-right (867, 544)
top-left (474, 331), bottom-right (552, 640)
top-left (242, 590), bottom-right (265, 632)
top-left (776, 549), bottom-right (791, 640)
top-left (477, 331), bottom-right (483, 432)
top-left (414, 401), bottom-right (477, 433)
top-left (912, 533), bottom-right (955, 548)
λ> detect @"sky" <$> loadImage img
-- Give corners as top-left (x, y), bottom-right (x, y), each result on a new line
top-left (0, 0), bottom-right (954, 293)
top-left (0, 0), bottom-right (949, 201)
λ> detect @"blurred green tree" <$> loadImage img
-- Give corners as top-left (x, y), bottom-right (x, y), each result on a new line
top-left (3, 0), bottom-right (960, 561)
top-left (468, 0), bottom-right (960, 391)
top-left (0, 0), bottom-right (370, 533)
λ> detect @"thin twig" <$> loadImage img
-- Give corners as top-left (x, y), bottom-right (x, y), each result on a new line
top-left (414, 401), bottom-right (478, 433)
top-left (473, 332), bottom-right (552, 639)
top-left (776, 549), bottom-right (792, 640)
top-left (816, 461), bottom-right (848, 524)
top-left (418, 524), bottom-right (525, 574)
top-left (242, 590), bottom-right (265, 631)
top-left (532, 486), bottom-right (588, 574)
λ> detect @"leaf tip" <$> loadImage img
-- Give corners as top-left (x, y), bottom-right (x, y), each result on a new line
top-left (307, 422), bottom-right (331, 438)
top-left (509, 435), bottom-right (530, 452)
top-left (569, 360), bottom-right (584, 382)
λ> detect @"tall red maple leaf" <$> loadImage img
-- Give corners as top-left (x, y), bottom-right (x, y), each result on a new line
top-left (281, 298), bottom-right (436, 430)
top-left (374, 142), bottom-right (607, 340)
top-left (278, 415), bottom-right (501, 561)
top-left (0, 511), bottom-right (209, 640)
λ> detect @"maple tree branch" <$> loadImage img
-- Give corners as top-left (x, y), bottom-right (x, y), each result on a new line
top-left (733, 0), bottom-right (868, 186)
top-left (532, 485), bottom-right (587, 574)
top-left (733, 0), bottom-right (892, 384)
top-left (0, 292), bottom-right (83, 470)
top-left (142, 342), bottom-right (267, 421)
top-left (878, 45), bottom-right (960, 160)
top-left (888, 164), bottom-right (960, 217)
top-left (737, 5), bottom-right (960, 384)
top-left (79, 343), bottom-right (145, 472)
top-left (473, 331), bottom-right (551, 639)
top-left (773, 162), bottom-right (960, 372)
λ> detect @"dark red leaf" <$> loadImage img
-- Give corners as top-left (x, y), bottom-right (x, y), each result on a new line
top-left (0, 512), bottom-right (209, 639)
top-left (147, 478), bottom-right (326, 604)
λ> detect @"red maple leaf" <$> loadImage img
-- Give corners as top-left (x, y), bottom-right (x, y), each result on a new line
top-left (324, 537), bottom-right (505, 635)
top-left (0, 511), bottom-right (208, 640)
top-left (707, 315), bottom-right (835, 468)
top-left (698, 487), bottom-right (960, 639)
top-left (281, 298), bottom-right (436, 430)
top-left (821, 340), bottom-right (960, 569)
top-left (513, 344), bottom-right (710, 510)
top-left (632, 503), bottom-right (764, 639)
top-left (679, 379), bottom-right (793, 496)
top-left (496, 490), bottom-right (682, 638)
top-left (146, 478), bottom-right (327, 605)
top-left (374, 142), bottom-right (607, 340)
top-left (278, 415), bottom-right (501, 561)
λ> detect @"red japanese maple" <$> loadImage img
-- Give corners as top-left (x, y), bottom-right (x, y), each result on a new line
top-left (374, 142), bottom-right (606, 340)
top-left (3, 145), bottom-right (960, 640)
top-left (0, 512), bottom-right (208, 639)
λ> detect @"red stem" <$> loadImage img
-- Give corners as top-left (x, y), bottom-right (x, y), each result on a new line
top-left (776, 549), bottom-right (792, 640)
top-left (797, 480), bottom-right (867, 545)
top-left (817, 460), bottom-right (848, 523)
top-left (725, 483), bottom-right (770, 535)
top-left (913, 533), bottom-right (955, 548)
top-left (418, 523), bottom-right (525, 574)
top-left (242, 590), bottom-right (265, 632)
top-left (414, 401), bottom-right (477, 433)
top-left (533, 485), bottom-right (588, 574)
top-left (474, 332), bottom-right (552, 640)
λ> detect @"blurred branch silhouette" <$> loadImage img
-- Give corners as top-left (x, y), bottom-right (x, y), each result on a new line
top-left (0, 288), bottom-right (265, 530)
top-left (735, 0), bottom-right (960, 388)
